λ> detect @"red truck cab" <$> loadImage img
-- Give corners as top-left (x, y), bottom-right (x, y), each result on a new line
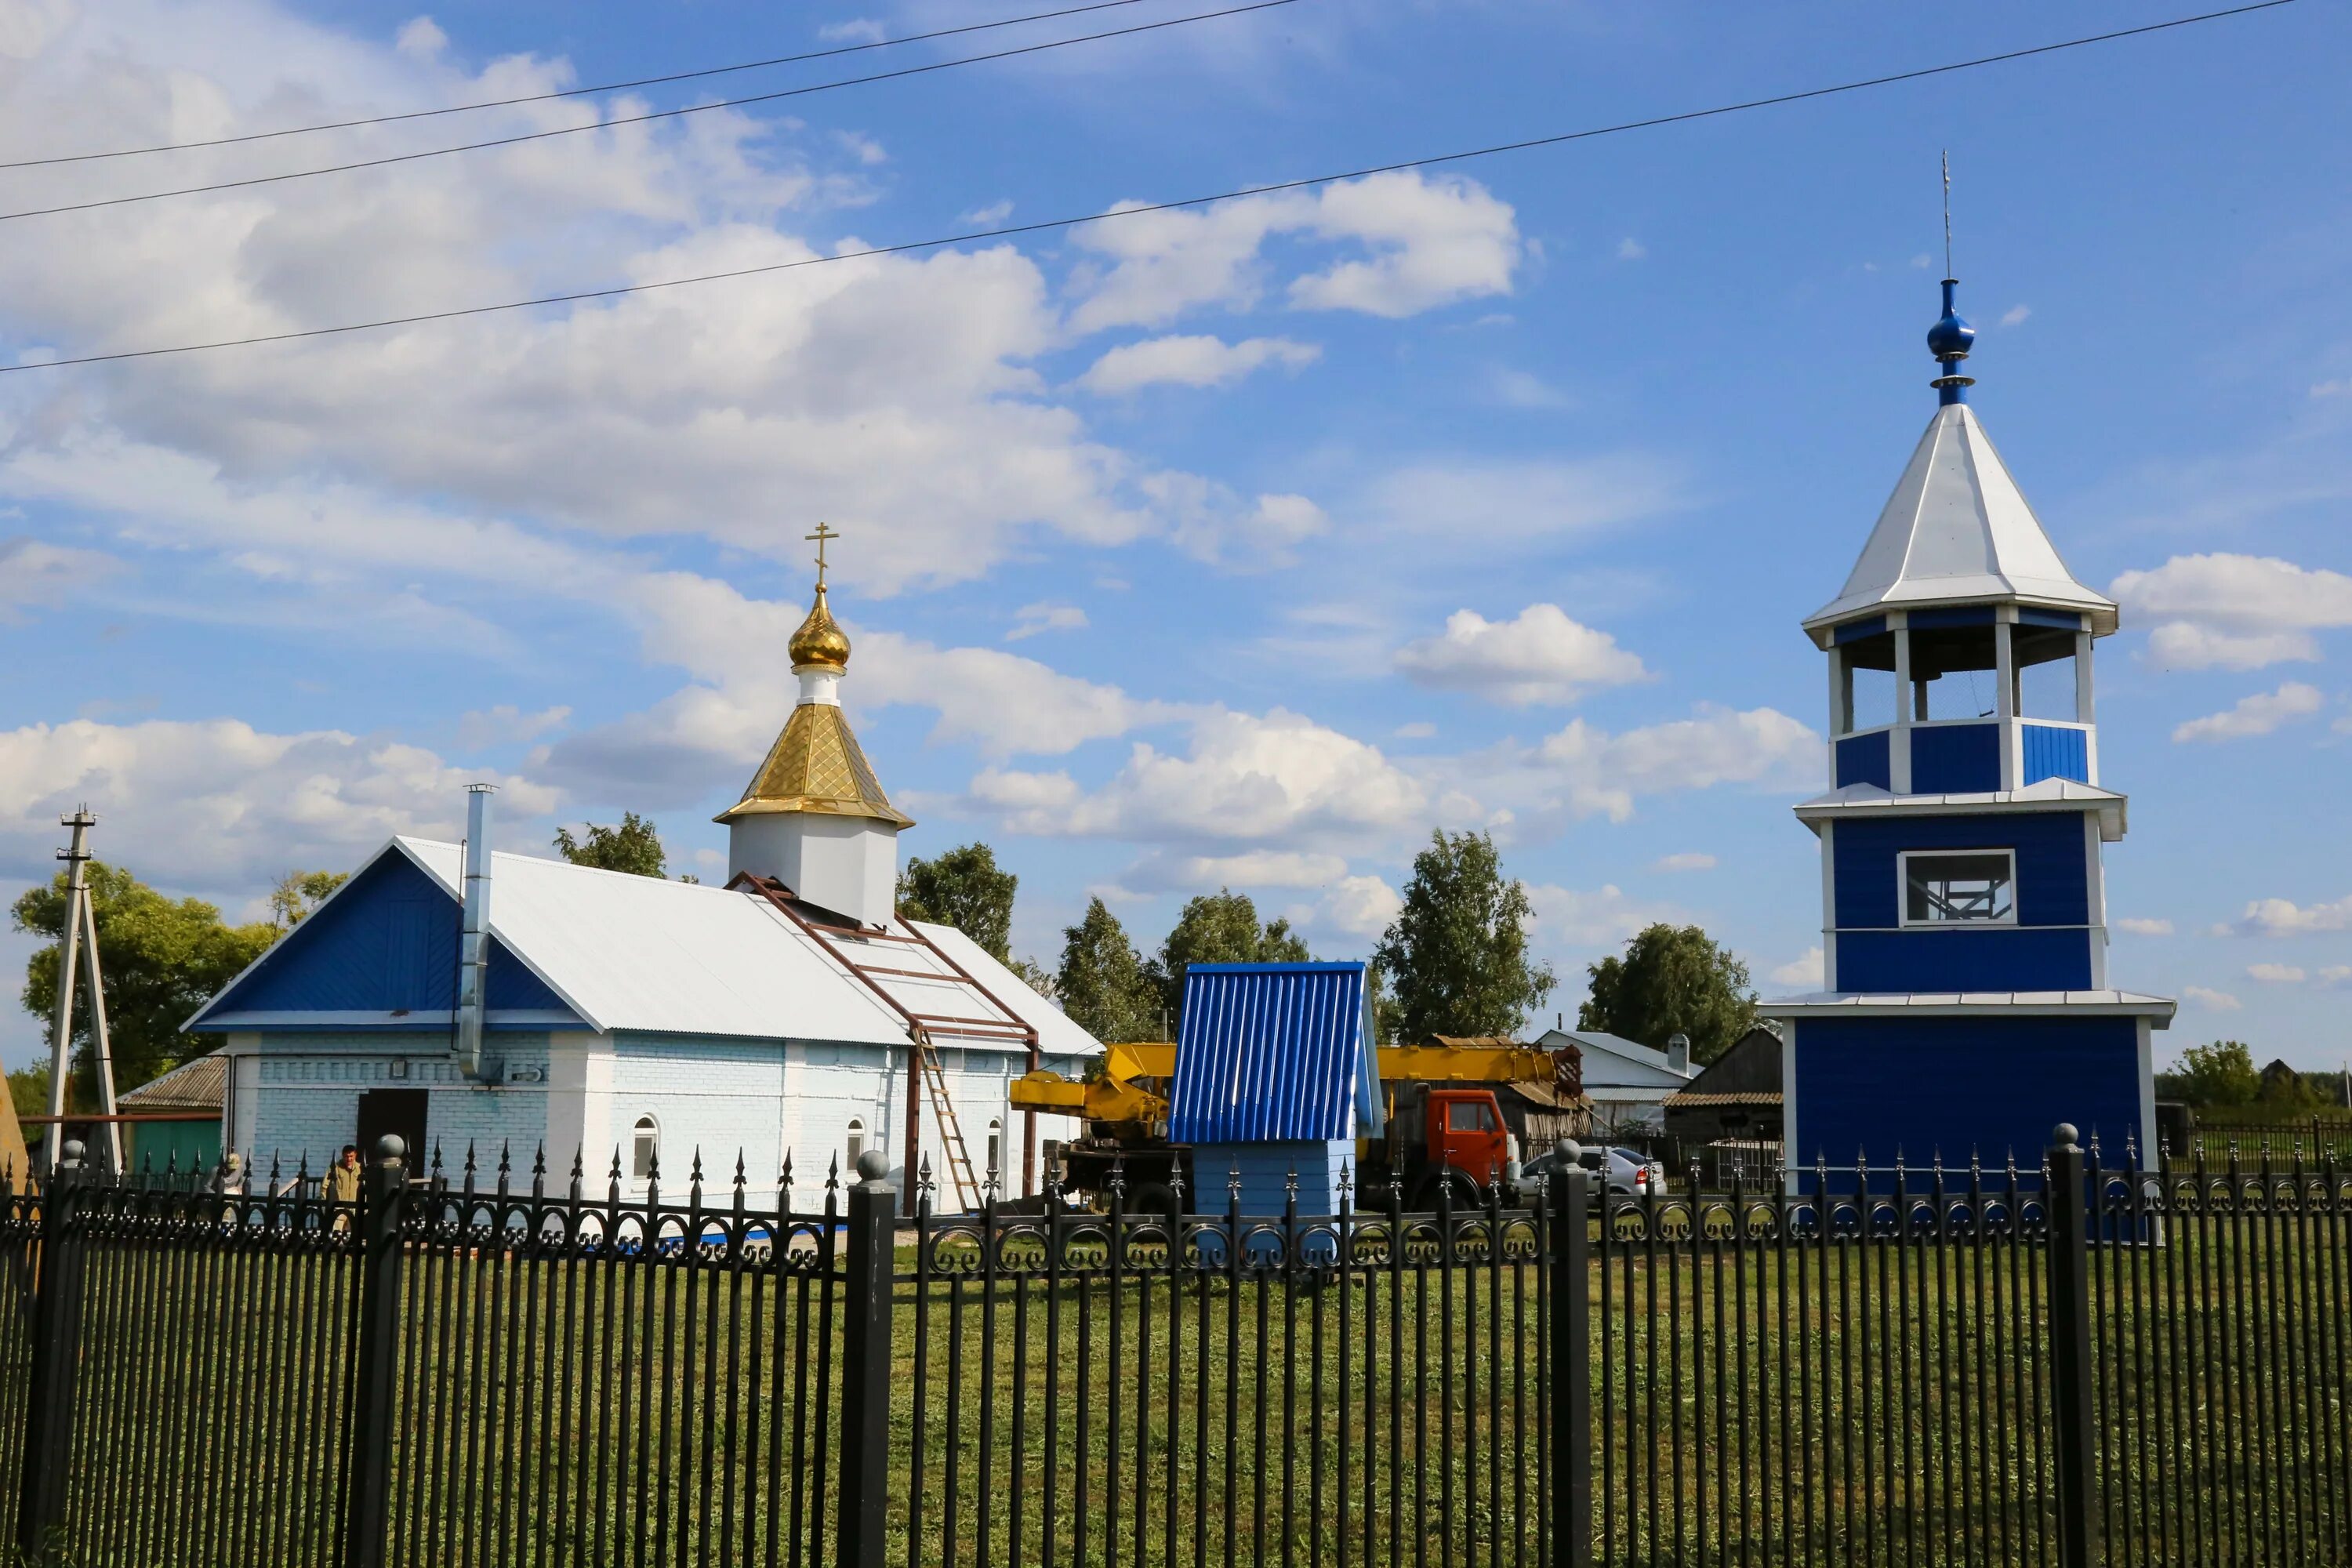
top-left (1424, 1088), bottom-right (1510, 1188)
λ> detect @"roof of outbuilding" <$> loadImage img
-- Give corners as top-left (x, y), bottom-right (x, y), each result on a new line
top-left (1167, 963), bottom-right (1381, 1144)
top-left (1539, 1029), bottom-right (1695, 1087)
top-left (121, 1050), bottom-right (226, 1111)
top-left (1805, 404), bottom-right (2117, 640)
top-left (190, 837), bottom-right (1093, 1055)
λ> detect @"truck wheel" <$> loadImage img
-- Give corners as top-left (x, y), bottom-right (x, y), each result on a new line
top-left (1131, 1182), bottom-right (1180, 1229)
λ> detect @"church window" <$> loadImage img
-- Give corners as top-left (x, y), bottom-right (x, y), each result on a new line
top-left (1908, 626), bottom-right (2000, 721)
top-left (2012, 624), bottom-right (2082, 720)
top-left (1836, 630), bottom-right (1898, 733)
top-left (845, 1119), bottom-right (866, 1173)
top-left (630, 1115), bottom-right (659, 1182)
top-left (1900, 850), bottom-right (2016, 926)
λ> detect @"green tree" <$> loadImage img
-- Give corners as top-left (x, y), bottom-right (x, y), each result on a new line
top-left (1054, 898), bottom-right (1159, 1044)
top-left (12, 863), bottom-right (275, 1099)
top-left (1145, 888), bottom-right (1311, 1032)
top-left (898, 843), bottom-right (1018, 962)
top-left (2171, 1040), bottom-right (2259, 1109)
top-left (9, 1062), bottom-right (49, 1120)
top-left (2256, 1056), bottom-right (2325, 1112)
top-left (268, 869), bottom-right (350, 931)
top-left (1374, 830), bottom-right (1554, 1046)
top-left (1577, 923), bottom-right (1757, 1065)
top-left (553, 812), bottom-right (669, 878)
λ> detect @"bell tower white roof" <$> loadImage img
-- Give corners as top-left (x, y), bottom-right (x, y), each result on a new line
top-left (1805, 401), bottom-right (2116, 643)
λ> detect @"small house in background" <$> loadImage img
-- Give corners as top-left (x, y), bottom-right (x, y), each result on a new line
top-left (1166, 962), bottom-right (1382, 1214)
top-left (1537, 1027), bottom-right (1694, 1139)
top-left (118, 1051), bottom-right (227, 1174)
top-left (1663, 1025), bottom-right (1784, 1149)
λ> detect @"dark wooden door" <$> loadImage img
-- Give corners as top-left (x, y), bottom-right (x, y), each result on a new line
top-left (354, 1088), bottom-right (429, 1166)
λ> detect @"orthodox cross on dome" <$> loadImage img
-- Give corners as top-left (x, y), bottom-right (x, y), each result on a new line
top-left (806, 521), bottom-right (839, 589)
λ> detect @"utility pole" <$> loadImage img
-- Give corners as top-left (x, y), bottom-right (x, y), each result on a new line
top-left (42, 809), bottom-right (122, 1174)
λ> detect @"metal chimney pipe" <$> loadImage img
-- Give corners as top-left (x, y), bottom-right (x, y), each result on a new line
top-left (455, 784), bottom-right (495, 1081)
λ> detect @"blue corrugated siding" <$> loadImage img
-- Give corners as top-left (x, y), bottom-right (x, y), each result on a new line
top-left (1167, 964), bottom-right (1370, 1143)
top-left (2020, 724), bottom-right (2089, 786)
top-left (207, 851), bottom-right (572, 1021)
top-left (1835, 928), bottom-right (2093, 992)
top-left (1833, 812), bottom-right (2089, 931)
top-left (1835, 731), bottom-right (1892, 789)
top-left (1194, 1140), bottom-right (1352, 1216)
top-left (1791, 1015), bottom-right (2142, 1180)
top-left (1908, 723), bottom-right (2002, 793)
top-left (1831, 616), bottom-right (1887, 644)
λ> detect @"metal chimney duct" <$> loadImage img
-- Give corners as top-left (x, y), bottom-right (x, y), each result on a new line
top-left (455, 784), bottom-right (495, 1081)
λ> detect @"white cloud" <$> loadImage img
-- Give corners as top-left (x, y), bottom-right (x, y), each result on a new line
top-left (457, 705), bottom-right (572, 750)
top-left (2114, 916), bottom-right (2174, 936)
top-left (1999, 304), bottom-right (2030, 327)
top-left (2170, 682), bottom-right (2325, 743)
top-left (1525, 883), bottom-right (1673, 949)
top-left (1319, 874), bottom-right (1401, 938)
top-left (2314, 379), bottom-right (2350, 399)
top-left (1143, 475), bottom-right (1328, 568)
top-left (2220, 893), bottom-right (2352, 938)
top-left (1616, 238), bottom-right (1646, 260)
top-left (1126, 849), bottom-right (1349, 891)
top-left (2144, 623), bottom-right (2319, 672)
top-left (1079, 335), bottom-right (1319, 395)
top-left (1392, 721), bottom-right (1437, 740)
top-left (1068, 171), bottom-right (1519, 332)
top-left (1655, 851), bottom-right (1716, 873)
top-left (0, 537), bottom-right (118, 619)
top-left (969, 707), bottom-right (1426, 847)
top-left (1006, 602), bottom-right (1088, 642)
top-left (0, 717), bottom-right (555, 892)
top-left (2182, 985), bottom-right (2242, 1012)
top-left (2114, 554), bottom-right (2352, 671)
top-left (2248, 963), bottom-right (2308, 983)
top-left (1769, 947), bottom-right (1825, 988)
top-left (1525, 705), bottom-right (1820, 822)
top-left (2322, 965), bottom-right (2352, 987)
top-left (963, 199), bottom-right (1014, 226)
top-left (1484, 368), bottom-right (1570, 410)
top-left (818, 17), bottom-right (887, 42)
top-left (394, 15), bottom-right (446, 57)
top-left (1394, 604), bottom-right (1648, 706)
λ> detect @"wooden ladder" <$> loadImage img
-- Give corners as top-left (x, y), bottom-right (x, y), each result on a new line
top-left (732, 875), bottom-right (1037, 1212)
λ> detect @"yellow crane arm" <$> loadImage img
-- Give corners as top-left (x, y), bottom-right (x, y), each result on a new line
top-left (1011, 1038), bottom-right (1566, 1128)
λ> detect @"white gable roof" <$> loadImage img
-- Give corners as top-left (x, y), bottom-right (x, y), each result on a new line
top-left (1541, 1029), bottom-right (1693, 1091)
top-left (348, 838), bottom-right (1097, 1054)
top-left (1806, 404), bottom-right (2117, 639)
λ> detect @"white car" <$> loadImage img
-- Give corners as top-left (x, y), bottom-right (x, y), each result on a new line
top-left (1525, 1142), bottom-right (1668, 1199)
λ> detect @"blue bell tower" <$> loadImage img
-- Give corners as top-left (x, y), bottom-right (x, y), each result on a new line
top-left (1762, 276), bottom-right (2175, 1182)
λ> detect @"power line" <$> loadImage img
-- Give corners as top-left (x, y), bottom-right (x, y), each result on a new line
top-left (0, 0), bottom-right (1302, 226)
top-left (0, 0), bottom-right (2296, 377)
top-left (0, 0), bottom-right (1155, 171)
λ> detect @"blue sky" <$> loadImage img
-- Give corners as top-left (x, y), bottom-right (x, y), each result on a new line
top-left (2, 0), bottom-right (2347, 1074)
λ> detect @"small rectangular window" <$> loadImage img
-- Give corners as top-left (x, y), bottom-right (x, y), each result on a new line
top-left (1900, 850), bottom-right (2016, 925)
top-left (1446, 1100), bottom-right (1495, 1132)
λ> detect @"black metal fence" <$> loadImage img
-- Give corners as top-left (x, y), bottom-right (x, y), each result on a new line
top-left (3, 1128), bottom-right (2350, 1567)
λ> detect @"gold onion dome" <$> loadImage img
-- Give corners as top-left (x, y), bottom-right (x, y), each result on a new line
top-left (789, 586), bottom-right (851, 670)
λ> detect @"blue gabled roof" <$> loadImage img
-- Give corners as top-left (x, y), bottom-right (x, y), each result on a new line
top-left (1166, 962), bottom-right (1381, 1143)
top-left (190, 848), bottom-right (576, 1031)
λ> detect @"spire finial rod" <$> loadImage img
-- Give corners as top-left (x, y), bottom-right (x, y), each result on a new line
top-left (1942, 149), bottom-right (1953, 280)
top-left (805, 521), bottom-right (839, 590)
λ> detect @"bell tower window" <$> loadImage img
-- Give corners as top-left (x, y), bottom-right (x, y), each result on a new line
top-left (1834, 629), bottom-right (1898, 734)
top-left (1908, 625), bottom-right (2000, 721)
top-left (2013, 623), bottom-right (2085, 720)
top-left (1900, 850), bottom-right (2016, 926)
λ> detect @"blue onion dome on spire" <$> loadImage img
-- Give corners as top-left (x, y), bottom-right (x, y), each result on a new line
top-left (1926, 278), bottom-right (1976, 405)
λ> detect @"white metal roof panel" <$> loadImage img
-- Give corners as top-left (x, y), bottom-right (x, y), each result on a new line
top-left (1806, 405), bottom-right (2118, 637)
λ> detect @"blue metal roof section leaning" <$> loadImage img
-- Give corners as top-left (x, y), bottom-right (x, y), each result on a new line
top-left (1166, 962), bottom-right (1382, 1144)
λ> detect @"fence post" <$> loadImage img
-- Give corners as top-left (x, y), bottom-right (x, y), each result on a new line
top-left (343, 1134), bottom-right (408, 1568)
top-left (1549, 1148), bottom-right (1592, 1568)
top-left (839, 1149), bottom-right (895, 1568)
top-left (16, 1140), bottom-right (90, 1557)
top-left (2045, 1123), bottom-right (2103, 1568)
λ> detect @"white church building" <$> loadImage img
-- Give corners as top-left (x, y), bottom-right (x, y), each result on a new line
top-left (189, 558), bottom-right (1098, 1212)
